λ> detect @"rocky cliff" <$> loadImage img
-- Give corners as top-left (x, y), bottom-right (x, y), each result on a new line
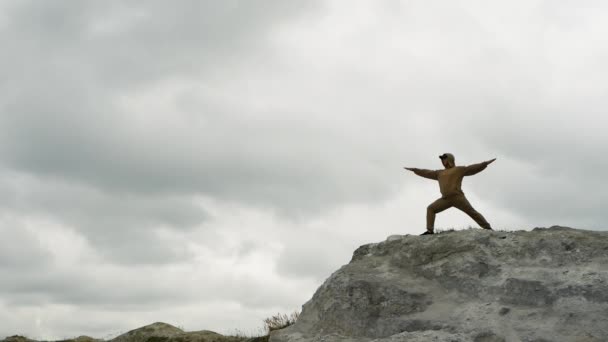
top-left (270, 226), bottom-right (608, 342)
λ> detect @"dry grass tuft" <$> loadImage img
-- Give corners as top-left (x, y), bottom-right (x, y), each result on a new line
top-left (263, 312), bottom-right (299, 333)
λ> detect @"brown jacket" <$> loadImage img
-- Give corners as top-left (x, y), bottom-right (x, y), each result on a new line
top-left (412, 154), bottom-right (489, 198)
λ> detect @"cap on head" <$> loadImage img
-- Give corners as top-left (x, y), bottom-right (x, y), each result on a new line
top-left (439, 153), bottom-right (455, 168)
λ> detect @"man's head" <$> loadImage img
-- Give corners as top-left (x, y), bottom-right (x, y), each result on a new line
top-left (439, 153), bottom-right (456, 169)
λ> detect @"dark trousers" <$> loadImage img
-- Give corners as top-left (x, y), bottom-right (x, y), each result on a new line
top-left (427, 194), bottom-right (492, 231)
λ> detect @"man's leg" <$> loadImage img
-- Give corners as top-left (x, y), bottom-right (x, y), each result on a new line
top-left (427, 197), bottom-right (453, 232)
top-left (453, 195), bottom-right (493, 230)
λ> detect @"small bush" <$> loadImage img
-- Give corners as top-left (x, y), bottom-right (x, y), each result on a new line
top-left (263, 312), bottom-right (299, 333)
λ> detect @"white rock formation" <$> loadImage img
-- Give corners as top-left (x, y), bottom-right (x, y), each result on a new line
top-left (270, 226), bottom-right (608, 342)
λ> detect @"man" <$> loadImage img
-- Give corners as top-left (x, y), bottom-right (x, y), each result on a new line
top-left (404, 153), bottom-right (496, 235)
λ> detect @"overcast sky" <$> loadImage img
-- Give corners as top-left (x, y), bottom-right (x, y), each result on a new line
top-left (2, 0), bottom-right (608, 339)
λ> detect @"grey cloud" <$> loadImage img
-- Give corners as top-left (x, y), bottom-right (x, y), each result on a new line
top-left (2, 0), bottom-right (608, 339)
top-left (0, 268), bottom-right (194, 309)
top-left (2, 0), bottom-right (320, 87)
top-left (5, 176), bottom-right (207, 229)
top-left (0, 108), bottom-right (404, 217)
top-left (0, 222), bottom-right (52, 270)
top-left (276, 234), bottom-right (350, 282)
top-left (94, 229), bottom-right (195, 265)
top-left (0, 255), bottom-right (300, 312)
top-left (0, 171), bottom-right (204, 264)
top-left (460, 72), bottom-right (608, 229)
top-left (436, 119), bottom-right (608, 229)
top-left (0, 0), bottom-right (408, 220)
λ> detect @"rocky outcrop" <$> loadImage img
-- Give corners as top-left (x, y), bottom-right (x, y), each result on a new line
top-left (270, 226), bottom-right (608, 342)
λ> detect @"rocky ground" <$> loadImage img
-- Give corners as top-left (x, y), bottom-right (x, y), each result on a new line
top-left (270, 226), bottom-right (608, 342)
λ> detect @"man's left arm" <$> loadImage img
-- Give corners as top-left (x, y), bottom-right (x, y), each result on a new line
top-left (464, 158), bottom-right (496, 176)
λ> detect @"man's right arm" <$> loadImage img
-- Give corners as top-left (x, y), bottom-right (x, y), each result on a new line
top-left (404, 167), bottom-right (439, 180)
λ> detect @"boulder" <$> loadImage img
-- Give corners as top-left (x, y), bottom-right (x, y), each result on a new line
top-left (270, 226), bottom-right (608, 342)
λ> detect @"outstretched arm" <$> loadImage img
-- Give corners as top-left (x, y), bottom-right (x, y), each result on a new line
top-left (464, 158), bottom-right (496, 176)
top-left (404, 167), bottom-right (439, 180)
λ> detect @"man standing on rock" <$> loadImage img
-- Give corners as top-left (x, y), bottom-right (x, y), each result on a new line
top-left (404, 153), bottom-right (496, 235)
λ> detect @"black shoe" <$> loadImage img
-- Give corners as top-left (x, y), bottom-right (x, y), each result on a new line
top-left (421, 230), bottom-right (434, 235)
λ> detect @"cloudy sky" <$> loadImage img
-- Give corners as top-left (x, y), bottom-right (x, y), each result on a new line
top-left (1, 0), bottom-right (608, 339)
